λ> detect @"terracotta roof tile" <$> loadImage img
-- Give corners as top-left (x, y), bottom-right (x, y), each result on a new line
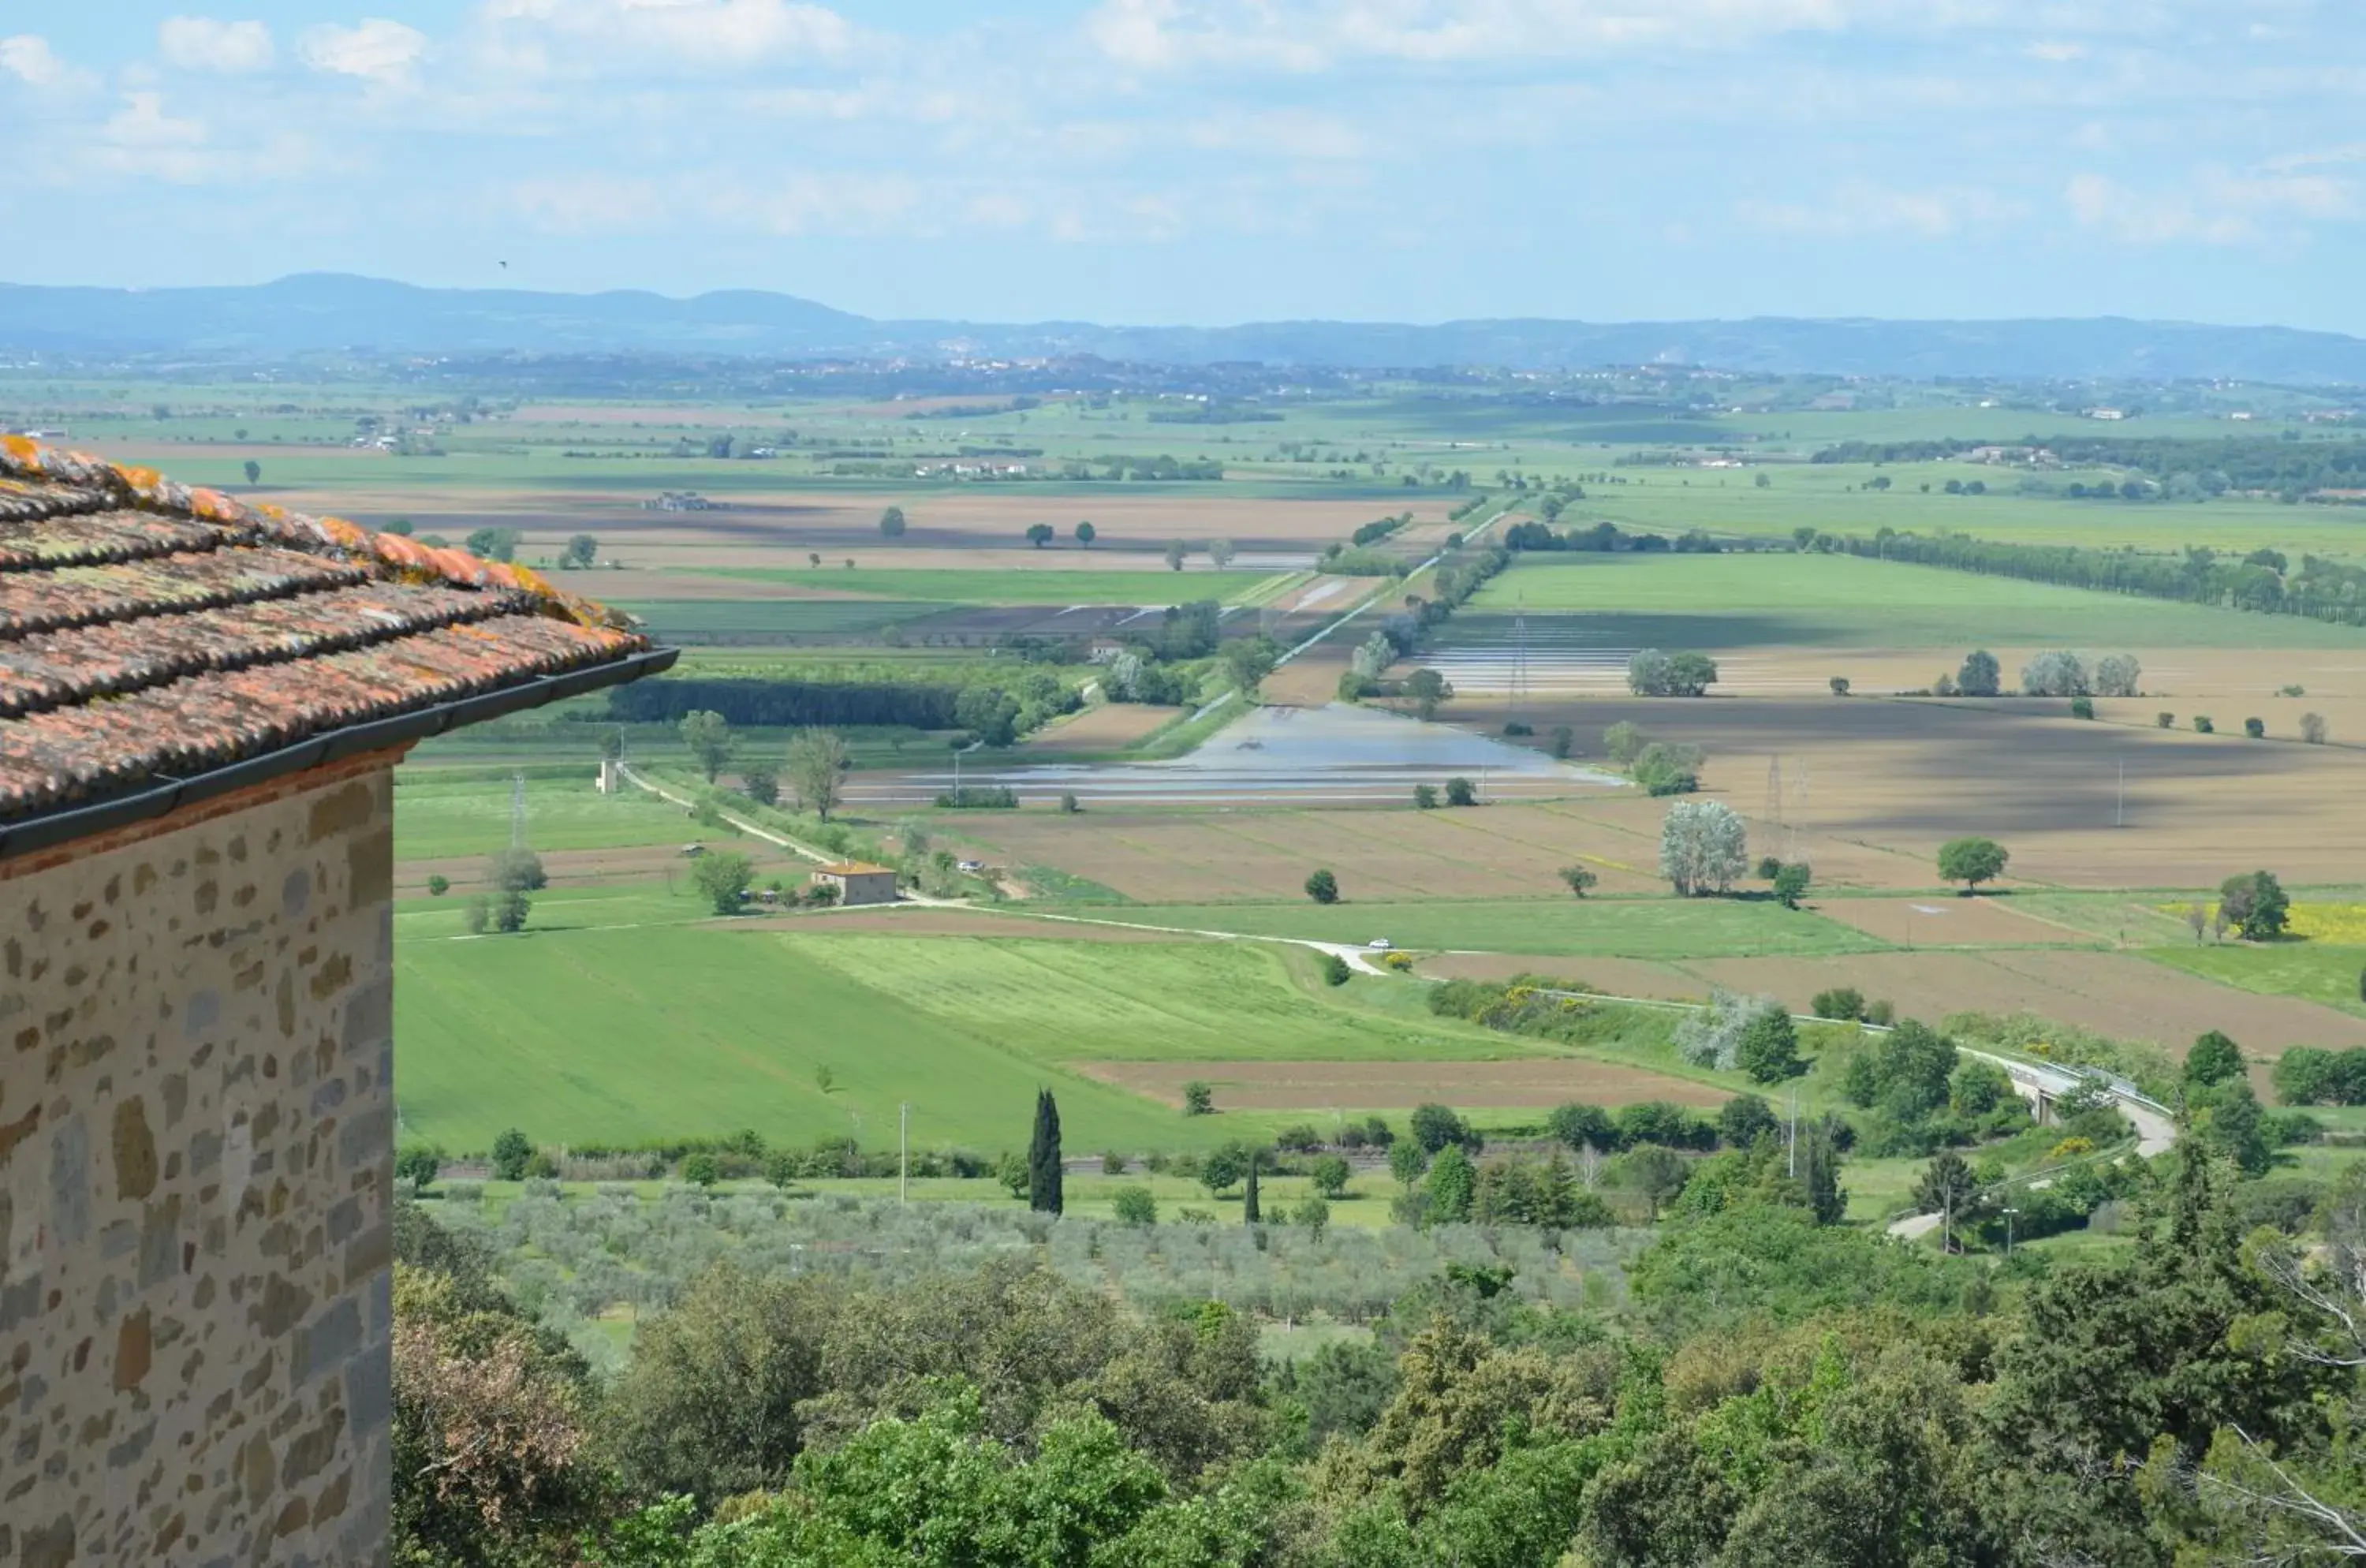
top-left (0, 547), bottom-right (372, 638)
top-left (0, 439), bottom-right (657, 822)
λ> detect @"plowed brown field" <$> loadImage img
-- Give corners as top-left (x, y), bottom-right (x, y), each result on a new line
top-left (1814, 896), bottom-right (2097, 947)
top-left (1019, 704), bottom-right (1178, 752)
top-left (960, 802), bottom-right (1669, 902)
top-left (1681, 950), bottom-right (2366, 1058)
top-left (1452, 689), bottom-right (2366, 890)
top-left (1077, 1058), bottom-right (1732, 1111)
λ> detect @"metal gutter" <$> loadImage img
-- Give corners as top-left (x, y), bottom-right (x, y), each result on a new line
top-left (0, 645), bottom-right (677, 863)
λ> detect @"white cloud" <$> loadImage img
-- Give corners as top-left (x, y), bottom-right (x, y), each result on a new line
top-left (1183, 107), bottom-right (1365, 160)
top-left (2267, 143), bottom-right (2366, 173)
top-left (104, 91), bottom-right (207, 149)
top-left (2025, 39), bottom-right (2084, 62)
top-left (2066, 166), bottom-right (2357, 245)
top-left (69, 88), bottom-right (333, 186)
top-left (496, 163), bottom-right (1308, 245)
top-left (1737, 180), bottom-right (2023, 238)
top-left (1087, 0), bottom-right (1882, 73)
top-left (504, 170), bottom-right (919, 237)
top-left (2066, 174), bottom-right (2245, 243)
top-left (159, 17), bottom-right (276, 73)
top-left (476, 0), bottom-right (855, 76)
top-left (1, 34), bottom-right (73, 87)
top-left (300, 19), bottom-right (429, 84)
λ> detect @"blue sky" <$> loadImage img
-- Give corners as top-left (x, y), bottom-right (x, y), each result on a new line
top-left (3, 1), bottom-right (2362, 330)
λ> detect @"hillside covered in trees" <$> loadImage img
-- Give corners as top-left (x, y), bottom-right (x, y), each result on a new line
top-left (394, 1129), bottom-right (2366, 1568)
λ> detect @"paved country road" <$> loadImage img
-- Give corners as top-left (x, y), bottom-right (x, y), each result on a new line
top-left (1886, 1054), bottom-right (2174, 1241)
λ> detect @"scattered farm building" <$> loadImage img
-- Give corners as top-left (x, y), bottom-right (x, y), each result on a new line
top-left (0, 439), bottom-right (666, 1562)
top-left (813, 860), bottom-right (900, 905)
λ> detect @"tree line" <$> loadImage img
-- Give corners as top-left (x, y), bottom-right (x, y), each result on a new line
top-left (1827, 528), bottom-right (2366, 625)
top-left (1812, 432), bottom-right (2366, 502)
top-left (1503, 519), bottom-right (1724, 553)
top-left (624, 670), bottom-right (1083, 749)
top-left (613, 676), bottom-right (968, 730)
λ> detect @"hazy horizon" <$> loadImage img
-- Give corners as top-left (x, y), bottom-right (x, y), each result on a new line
top-left (20, 268), bottom-right (2366, 339)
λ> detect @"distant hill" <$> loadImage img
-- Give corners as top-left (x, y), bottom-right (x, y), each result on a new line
top-left (5, 272), bottom-right (2363, 383)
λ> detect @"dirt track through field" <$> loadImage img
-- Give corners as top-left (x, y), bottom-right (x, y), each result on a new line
top-left (1415, 953), bottom-right (1705, 998)
top-left (1077, 1058), bottom-right (1732, 1110)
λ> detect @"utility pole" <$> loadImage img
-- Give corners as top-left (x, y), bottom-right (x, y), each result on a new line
top-left (2115, 760), bottom-right (2125, 829)
top-left (1787, 1084), bottom-right (1798, 1178)
top-left (2002, 1204), bottom-right (2018, 1259)
top-left (899, 1103), bottom-right (909, 1204)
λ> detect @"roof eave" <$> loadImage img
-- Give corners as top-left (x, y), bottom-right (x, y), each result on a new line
top-left (0, 644), bottom-right (677, 863)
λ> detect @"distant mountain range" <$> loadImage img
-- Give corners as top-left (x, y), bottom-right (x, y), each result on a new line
top-left (6, 273), bottom-right (2364, 383)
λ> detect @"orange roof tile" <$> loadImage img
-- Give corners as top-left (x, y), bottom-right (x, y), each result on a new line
top-left (0, 441), bottom-right (663, 826)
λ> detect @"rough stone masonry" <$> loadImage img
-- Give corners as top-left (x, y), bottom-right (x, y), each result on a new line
top-left (1, 753), bottom-right (401, 1566)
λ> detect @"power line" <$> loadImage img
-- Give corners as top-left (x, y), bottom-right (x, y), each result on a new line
top-left (1508, 591), bottom-right (1529, 721)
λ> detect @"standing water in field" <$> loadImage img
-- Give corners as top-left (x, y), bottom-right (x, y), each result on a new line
top-left (849, 702), bottom-right (1625, 805)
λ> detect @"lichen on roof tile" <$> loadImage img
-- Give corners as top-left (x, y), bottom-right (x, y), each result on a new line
top-left (0, 439), bottom-right (655, 823)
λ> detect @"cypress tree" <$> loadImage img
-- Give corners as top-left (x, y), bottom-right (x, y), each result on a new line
top-left (1028, 1089), bottom-right (1063, 1215)
top-left (1805, 1118), bottom-right (1847, 1226)
top-left (1242, 1148), bottom-right (1261, 1224)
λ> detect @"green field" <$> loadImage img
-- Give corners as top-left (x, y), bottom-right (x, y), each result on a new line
top-left (614, 599), bottom-right (946, 637)
top-left (1461, 552), bottom-right (2366, 648)
top-left (691, 566), bottom-right (1278, 604)
top-left (781, 933), bottom-right (1544, 1062)
top-left (395, 884), bottom-right (726, 938)
top-left (394, 772), bottom-right (705, 860)
top-left (393, 928), bottom-right (1557, 1152)
top-left (1094, 898), bottom-right (1891, 961)
top-left (396, 926), bottom-right (1194, 1152)
top-left (2140, 943), bottom-right (2366, 1017)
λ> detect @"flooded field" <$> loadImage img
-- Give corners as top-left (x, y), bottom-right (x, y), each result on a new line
top-left (845, 702), bottom-right (1627, 805)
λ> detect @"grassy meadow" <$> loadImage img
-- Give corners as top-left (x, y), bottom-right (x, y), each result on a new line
top-left (1461, 551), bottom-right (2366, 648)
top-left (391, 924), bottom-right (1621, 1152)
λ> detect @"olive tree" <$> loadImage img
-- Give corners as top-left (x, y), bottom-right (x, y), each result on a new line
top-left (2020, 650), bottom-right (2089, 697)
top-left (1659, 800), bottom-right (1747, 897)
top-left (2093, 653), bottom-right (2142, 697)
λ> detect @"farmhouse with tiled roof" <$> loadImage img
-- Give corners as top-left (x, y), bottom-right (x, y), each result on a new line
top-left (0, 439), bottom-right (670, 1565)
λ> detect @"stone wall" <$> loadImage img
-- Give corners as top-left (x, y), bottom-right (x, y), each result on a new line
top-left (2, 755), bottom-right (399, 1566)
